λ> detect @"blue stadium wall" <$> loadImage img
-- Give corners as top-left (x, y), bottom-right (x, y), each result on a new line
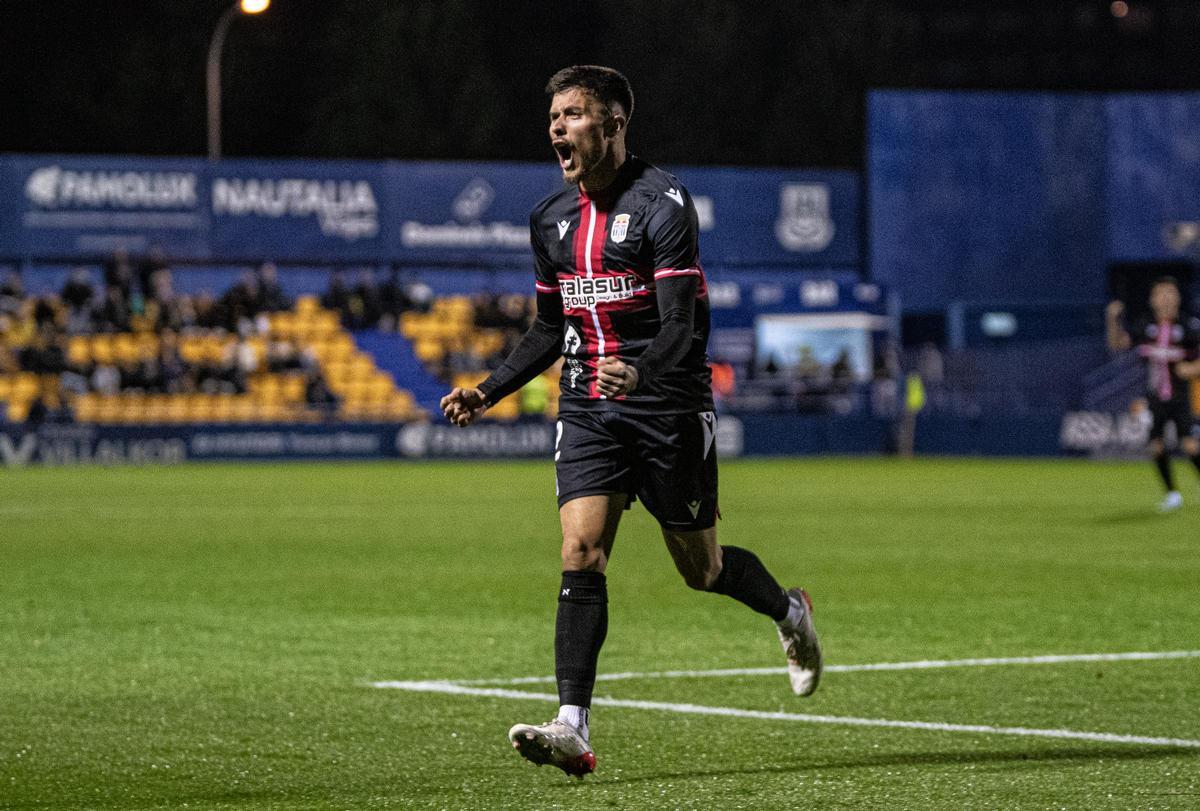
top-left (868, 90), bottom-right (1200, 312)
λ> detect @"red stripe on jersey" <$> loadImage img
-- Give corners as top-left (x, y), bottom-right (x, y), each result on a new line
top-left (571, 192), bottom-right (601, 397)
top-left (588, 206), bottom-right (610, 397)
top-left (535, 281), bottom-right (560, 293)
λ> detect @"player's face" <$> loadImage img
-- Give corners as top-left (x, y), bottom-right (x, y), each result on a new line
top-left (1151, 282), bottom-right (1180, 319)
top-left (548, 89), bottom-right (613, 186)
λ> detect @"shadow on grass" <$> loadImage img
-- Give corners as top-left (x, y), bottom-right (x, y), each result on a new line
top-left (1090, 509), bottom-right (1169, 525)
top-left (599, 745), bottom-right (1198, 785)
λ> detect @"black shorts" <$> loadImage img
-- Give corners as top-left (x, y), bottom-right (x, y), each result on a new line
top-left (554, 410), bottom-right (719, 531)
top-left (1149, 397), bottom-right (1198, 442)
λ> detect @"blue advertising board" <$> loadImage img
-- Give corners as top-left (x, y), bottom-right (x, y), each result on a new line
top-left (0, 155), bottom-right (860, 270)
top-left (0, 154), bottom-right (211, 259)
top-left (209, 159), bottom-right (394, 262)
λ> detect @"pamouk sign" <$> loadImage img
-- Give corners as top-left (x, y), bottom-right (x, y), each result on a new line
top-left (0, 155), bottom-right (860, 268)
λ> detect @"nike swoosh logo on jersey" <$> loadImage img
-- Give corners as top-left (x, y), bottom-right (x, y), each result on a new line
top-left (557, 219), bottom-right (571, 240)
top-left (665, 188), bottom-right (684, 207)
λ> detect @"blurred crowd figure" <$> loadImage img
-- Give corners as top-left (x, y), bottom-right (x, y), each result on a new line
top-left (321, 268), bottom-right (432, 331)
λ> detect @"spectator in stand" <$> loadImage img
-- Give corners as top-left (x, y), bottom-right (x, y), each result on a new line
top-left (32, 296), bottom-right (58, 330)
top-left (472, 291), bottom-right (506, 329)
top-left (104, 249), bottom-right (134, 302)
top-left (94, 284), bottom-right (131, 333)
top-left (192, 292), bottom-right (221, 331)
top-left (60, 267), bottom-right (96, 333)
top-left (304, 368), bottom-right (339, 419)
top-left (195, 341), bottom-right (245, 395)
top-left (5, 299), bottom-right (38, 350)
top-left (353, 270), bottom-right (384, 329)
top-left (154, 331), bottom-right (190, 394)
top-left (218, 270), bottom-right (262, 334)
top-left (91, 359), bottom-right (120, 395)
top-left (134, 249), bottom-right (169, 301)
top-left (0, 270), bottom-right (24, 318)
top-left (830, 348), bottom-right (854, 393)
top-left (255, 262), bottom-right (291, 312)
top-left (118, 355), bottom-right (153, 392)
top-left (266, 339), bottom-right (305, 373)
top-left (403, 275), bottom-right (433, 314)
top-left (710, 361), bottom-right (735, 412)
top-left (234, 335), bottom-right (259, 378)
top-left (322, 270), bottom-right (353, 322)
top-left (18, 325), bottom-right (67, 374)
top-left (497, 294), bottom-right (532, 331)
top-left (379, 268), bottom-right (413, 330)
top-left (145, 267), bottom-right (189, 333)
top-left (0, 344), bottom-right (17, 374)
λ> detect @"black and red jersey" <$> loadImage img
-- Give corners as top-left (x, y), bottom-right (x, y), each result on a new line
top-left (1131, 316), bottom-right (1200, 403)
top-left (530, 156), bottom-right (713, 414)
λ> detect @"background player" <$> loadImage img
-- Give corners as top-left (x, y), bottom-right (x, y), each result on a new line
top-left (440, 65), bottom-right (822, 778)
top-left (1106, 277), bottom-right (1200, 511)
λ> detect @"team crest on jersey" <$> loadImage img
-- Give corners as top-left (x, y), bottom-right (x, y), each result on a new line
top-left (610, 213), bottom-right (631, 244)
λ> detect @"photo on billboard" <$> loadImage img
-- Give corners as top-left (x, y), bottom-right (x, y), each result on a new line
top-left (753, 313), bottom-right (888, 382)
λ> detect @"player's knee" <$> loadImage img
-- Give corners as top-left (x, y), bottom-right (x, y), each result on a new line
top-left (561, 536), bottom-right (605, 571)
top-left (678, 558), bottom-right (722, 591)
top-left (1150, 439), bottom-right (1166, 455)
top-left (1183, 437), bottom-right (1200, 456)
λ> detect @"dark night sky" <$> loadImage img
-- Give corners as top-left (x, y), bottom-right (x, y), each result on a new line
top-left (5, 1), bottom-right (1200, 169)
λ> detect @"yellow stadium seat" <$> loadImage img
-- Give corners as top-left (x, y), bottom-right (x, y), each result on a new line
top-left (136, 334), bottom-right (159, 360)
top-left (67, 337), bottom-right (90, 366)
top-left (280, 375), bottom-right (305, 402)
top-left (114, 334), bottom-right (139, 364)
top-left (13, 374), bottom-right (39, 401)
top-left (90, 335), bottom-right (115, 365)
top-left (4, 399), bottom-right (30, 422)
top-left (483, 396), bottom-right (519, 422)
top-left (73, 393), bottom-right (100, 423)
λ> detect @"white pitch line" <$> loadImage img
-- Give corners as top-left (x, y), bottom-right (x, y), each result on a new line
top-left (370, 680), bottom-right (1200, 750)
top-left (451, 650), bottom-right (1200, 687)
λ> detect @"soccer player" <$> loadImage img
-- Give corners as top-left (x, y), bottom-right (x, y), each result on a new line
top-left (440, 66), bottom-right (822, 777)
top-left (1106, 277), bottom-right (1200, 511)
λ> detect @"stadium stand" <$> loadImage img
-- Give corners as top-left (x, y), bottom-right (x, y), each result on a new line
top-left (0, 265), bottom-right (424, 425)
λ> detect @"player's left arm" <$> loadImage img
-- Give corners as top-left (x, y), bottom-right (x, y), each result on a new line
top-left (597, 184), bottom-right (701, 398)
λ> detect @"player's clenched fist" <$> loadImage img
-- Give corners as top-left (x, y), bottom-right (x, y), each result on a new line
top-left (440, 386), bottom-right (487, 427)
top-left (596, 356), bottom-right (639, 398)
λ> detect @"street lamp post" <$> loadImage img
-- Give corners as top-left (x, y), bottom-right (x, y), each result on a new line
top-left (206, 0), bottom-right (271, 161)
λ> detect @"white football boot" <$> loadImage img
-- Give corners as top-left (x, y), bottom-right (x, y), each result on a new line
top-left (1160, 491), bottom-right (1183, 513)
top-left (507, 719), bottom-right (596, 778)
top-left (776, 587), bottom-right (823, 696)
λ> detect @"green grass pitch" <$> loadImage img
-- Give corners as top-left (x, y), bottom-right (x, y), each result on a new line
top-left (2, 457), bottom-right (1198, 809)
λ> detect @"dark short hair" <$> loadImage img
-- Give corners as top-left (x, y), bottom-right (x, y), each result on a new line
top-left (1152, 276), bottom-right (1180, 289)
top-left (545, 65), bottom-right (634, 120)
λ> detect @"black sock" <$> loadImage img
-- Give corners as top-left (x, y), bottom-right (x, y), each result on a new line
top-left (1190, 453), bottom-right (1200, 479)
top-left (709, 546), bottom-right (790, 622)
top-left (1155, 452), bottom-right (1176, 492)
top-left (555, 570), bottom-right (608, 708)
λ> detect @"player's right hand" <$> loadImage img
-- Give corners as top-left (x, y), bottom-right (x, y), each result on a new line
top-left (440, 387), bottom-right (487, 427)
top-left (1106, 300), bottom-right (1125, 319)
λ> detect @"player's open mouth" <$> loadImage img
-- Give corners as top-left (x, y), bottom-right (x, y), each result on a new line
top-left (553, 141), bottom-right (575, 171)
